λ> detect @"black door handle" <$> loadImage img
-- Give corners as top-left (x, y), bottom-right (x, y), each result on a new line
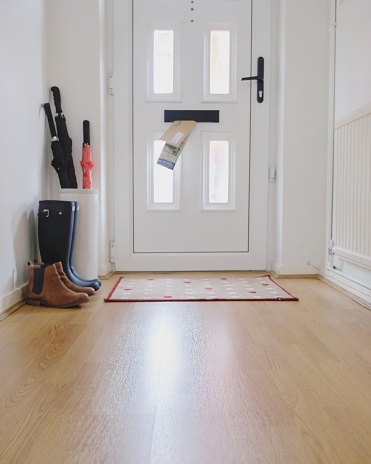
top-left (242, 57), bottom-right (264, 103)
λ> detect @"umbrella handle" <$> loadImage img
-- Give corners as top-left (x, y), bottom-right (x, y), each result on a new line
top-left (51, 86), bottom-right (63, 114)
top-left (43, 103), bottom-right (58, 138)
top-left (83, 120), bottom-right (90, 145)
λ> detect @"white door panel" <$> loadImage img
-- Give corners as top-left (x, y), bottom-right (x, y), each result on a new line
top-left (133, 0), bottom-right (251, 253)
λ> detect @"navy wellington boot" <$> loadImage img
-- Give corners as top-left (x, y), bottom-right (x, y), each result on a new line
top-left (37, 200), bottom-right (100, 291)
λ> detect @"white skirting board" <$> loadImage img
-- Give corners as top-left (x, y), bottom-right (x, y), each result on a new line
top-left (323, 267), bottom-right (371, 310)
top-left (0, 286), bottom-right (26, 320)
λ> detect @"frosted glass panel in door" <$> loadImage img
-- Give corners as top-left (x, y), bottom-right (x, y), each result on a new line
top-left (209, 140), bottom-right (229, 203)
top-left (210, 30), bottom-right (230, 95)
top-left (154, 30), bottom-right (174, 94)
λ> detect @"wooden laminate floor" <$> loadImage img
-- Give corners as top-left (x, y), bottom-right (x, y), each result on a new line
top-left (0, 273), bottom-right (370, 464)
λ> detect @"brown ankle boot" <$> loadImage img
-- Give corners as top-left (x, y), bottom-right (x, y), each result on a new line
top-left (54, 262), bottom-right (95, 296)
top-left (26, 263), bottom-right (89, 307)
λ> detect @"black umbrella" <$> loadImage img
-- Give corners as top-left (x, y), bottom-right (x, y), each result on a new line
top-left (51, 86), bottom-right (78, 188)
top-left (43, 103), bottom-right (71, 188)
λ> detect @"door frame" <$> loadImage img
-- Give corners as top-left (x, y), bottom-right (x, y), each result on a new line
top-left (113, 0), bottom-right (273, 271)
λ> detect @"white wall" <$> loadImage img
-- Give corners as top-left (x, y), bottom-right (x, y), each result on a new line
top-left (335, 0), bottom-right (371, 120)
top-left (45, 0), bottom-right (110, 277)
top-left (0, 0), bottom-right (48, 314)
top-left (324, 0), bottom-right (371, 304)
top-left (0, 0), bottom-right (111, 317)
top-left (272, 0), bottom-right (331, 275)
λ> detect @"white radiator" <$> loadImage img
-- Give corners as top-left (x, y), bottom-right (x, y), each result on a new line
top-left (332, 103), bottom-right (371, 269)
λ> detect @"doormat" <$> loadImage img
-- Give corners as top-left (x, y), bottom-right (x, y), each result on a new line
top-left (104, 275), bottom-right (298, 302)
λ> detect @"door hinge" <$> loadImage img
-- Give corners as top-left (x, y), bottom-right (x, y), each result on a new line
top-left (108, 72), bottom-right (114, 95)
top-left (110, 240), bottom-right (115, 264)
top-left (269, 166), bottom-right (276, 183)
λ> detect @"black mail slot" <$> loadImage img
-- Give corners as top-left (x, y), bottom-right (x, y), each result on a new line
top-left (164, 110), bottom-right (219, 123)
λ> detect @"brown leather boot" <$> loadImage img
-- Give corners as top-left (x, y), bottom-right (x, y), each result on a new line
top-left (26, 263), bottom-right (89, 307)
top-left (54, 262), bottom-right (95, 296)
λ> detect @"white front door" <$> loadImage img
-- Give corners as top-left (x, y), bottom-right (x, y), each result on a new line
top-left (113, 0), bottom-right (271, 271)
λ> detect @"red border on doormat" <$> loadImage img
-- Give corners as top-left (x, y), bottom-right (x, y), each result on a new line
top-left (104, 275), bottom-right (299, 303)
